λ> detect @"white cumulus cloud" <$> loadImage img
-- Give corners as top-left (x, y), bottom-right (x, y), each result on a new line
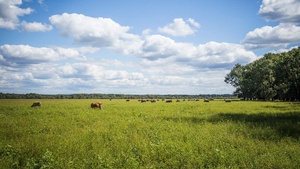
top-left (0, 44), bottom-right (86, 67)
top-left (158, 18), bottom-right (200, 37)
top-left (21, 21), bottom-right (53, 32)
top-left (0, 0), bottom-right (33, 29)
top-left (243, 23), bottom-right (300, 49)
top-left (138, 34), bottom-right (257, 69)
top-left (259, 0), bottom-right (300, 24)
top-left (49, 13), bottom-right (132, 47)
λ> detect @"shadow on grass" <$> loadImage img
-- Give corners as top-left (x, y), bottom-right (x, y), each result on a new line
top-left (208, 112), bottom-right (300, 139)
top-left (264, 103), bottom-right (300, 111)
top-left (162, 116), bottom-right (206, 124)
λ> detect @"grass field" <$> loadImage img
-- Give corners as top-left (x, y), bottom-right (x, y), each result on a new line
top-left (0, 99), bottom-right (299, 168)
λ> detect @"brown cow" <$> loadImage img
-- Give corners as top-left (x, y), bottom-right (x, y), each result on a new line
top-left (91, 102), bottom-right (102, 109)
top-left (204, 99), bottom-right (210, 102)
top-left (151, 99), bottom-right (156, 103)
top-left (31, 102), bottom-right (42, 107)
top-left (166, 99), bottom-right (172, 103)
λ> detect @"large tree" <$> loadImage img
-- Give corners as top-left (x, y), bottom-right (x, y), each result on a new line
top-left (225, 47), bottom-right (300, 101)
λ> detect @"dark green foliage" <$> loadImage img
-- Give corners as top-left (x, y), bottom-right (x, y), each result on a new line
top-left (0, 93), bottom-right (234, 100)
top-left (225, 47), bottom-right (300, 101)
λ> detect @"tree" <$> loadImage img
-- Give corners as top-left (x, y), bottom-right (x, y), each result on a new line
top-left (225, 47), bottom-right (300, 101)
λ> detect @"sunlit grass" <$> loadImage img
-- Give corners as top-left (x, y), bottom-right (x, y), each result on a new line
top-left (0, 99), bottom-right (299, 168)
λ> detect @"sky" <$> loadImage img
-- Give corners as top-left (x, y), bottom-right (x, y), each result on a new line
top-left (0, 0), bottom-right (300, 95)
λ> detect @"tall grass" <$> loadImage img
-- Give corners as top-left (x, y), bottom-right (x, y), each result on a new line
top-left (0, 99), bottom-right (299, 168)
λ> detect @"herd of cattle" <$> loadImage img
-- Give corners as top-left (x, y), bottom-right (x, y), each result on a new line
top-left (30, 99), bottom-right (232, 108)
top-left (136, 98), bottom-right (232, 103)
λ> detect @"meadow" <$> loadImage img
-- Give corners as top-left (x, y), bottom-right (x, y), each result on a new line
top-left (0, 99), bottom-right (299, 168)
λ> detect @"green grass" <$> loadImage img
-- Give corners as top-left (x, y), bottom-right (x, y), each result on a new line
top-left (0, 99), bottom-right (299, 168)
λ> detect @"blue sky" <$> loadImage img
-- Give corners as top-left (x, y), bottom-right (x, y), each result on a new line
top-left (1, 0), bottom-right (300, 94)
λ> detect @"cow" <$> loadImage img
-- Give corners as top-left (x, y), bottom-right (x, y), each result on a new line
top-left (151, 99), bottom-right (156, 103)
top-left (204, 99), bottom-right (210, 102)
top-left (31, 101), bottom-right (42, 107)
top-left (140, 99), bottom-right (147, 103)
top-left (166, 99), bottom-right (172, 103)
top-left (91, 102), bottom-right (102, 109)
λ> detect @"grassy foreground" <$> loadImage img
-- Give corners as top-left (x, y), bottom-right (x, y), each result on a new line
top-left (0, 99), bottom-right (299, 168)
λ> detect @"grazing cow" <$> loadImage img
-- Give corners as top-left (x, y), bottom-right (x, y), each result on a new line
top-left (151, 99), bottom-right (156, 103)
top-left (31, 102), bottom-right (42, 107)
top-left (225, 99), bottom-right (232, 102)
top-left (204, 99), bottom-right (210, 102)
top-left (166, 99), bottom-right (172, 103)
top-left (140, 99), bottom-right (147, 103)
top-left (91, 102), bottom-right (102, 109)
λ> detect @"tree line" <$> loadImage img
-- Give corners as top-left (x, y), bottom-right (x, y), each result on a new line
top-left (0, 93), bottom-right (234, 100)
top-left (225, 47), bottom-right (300, 101)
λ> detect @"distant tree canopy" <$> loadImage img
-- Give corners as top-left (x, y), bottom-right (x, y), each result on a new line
top-left (0, 93), bottom-right (234, 100)
top-left (225, 47), bottom-right (300, 101)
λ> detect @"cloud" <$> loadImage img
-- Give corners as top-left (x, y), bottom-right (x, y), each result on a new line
top-left (57, 63), bottom-right (104, 80)
top-left (0, 43), bottom-right (239, 94)
top-left (243, 23), bottom-right (300, 49)
top-left (48, 13), bottom-right (255, 70)
top-left (38, 0), bottom-right (44, 4)
top-left (140, 34), bottom-right (183, 59)
top-left (0, 12), bottom-right (258, 94)
top-left (139, 34), bottom-right (257, 69)
top-left (0, 0), bottom-right (33, 29)
top-left (158, 18), bottom-right (200, 37)
top-left (49, 13), bottom-right (131, 47)
top-left (187, 18), bottom-right (200, 28)
top-left (21, 21), bottom-right (53, 32)
top-left (190, 42), bottom-right (257, 68)
top-left (259, 0), bottom-right (300, 24)
top-left (244, 0), bottom-right (300, 49)
top-left (0, 44), bottom-right (86, 67)
top-left (0, 60), bottom-right (235, 94)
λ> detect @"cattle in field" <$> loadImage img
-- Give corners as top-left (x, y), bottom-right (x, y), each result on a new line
top-left (31, 102), bottom-right (42, 107)
top-left (140, 99), bottom-right (147, 103)
top-left (166, 99), bottom-right (172, 103)
top-left (91, 102), bottom-right (102, 109)
top-left (204, 99), bottom-right (209, 102)
top-left (151, 99), bottom-right (156, 103)
top-left (225, 99), bottom-right (232, 102)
